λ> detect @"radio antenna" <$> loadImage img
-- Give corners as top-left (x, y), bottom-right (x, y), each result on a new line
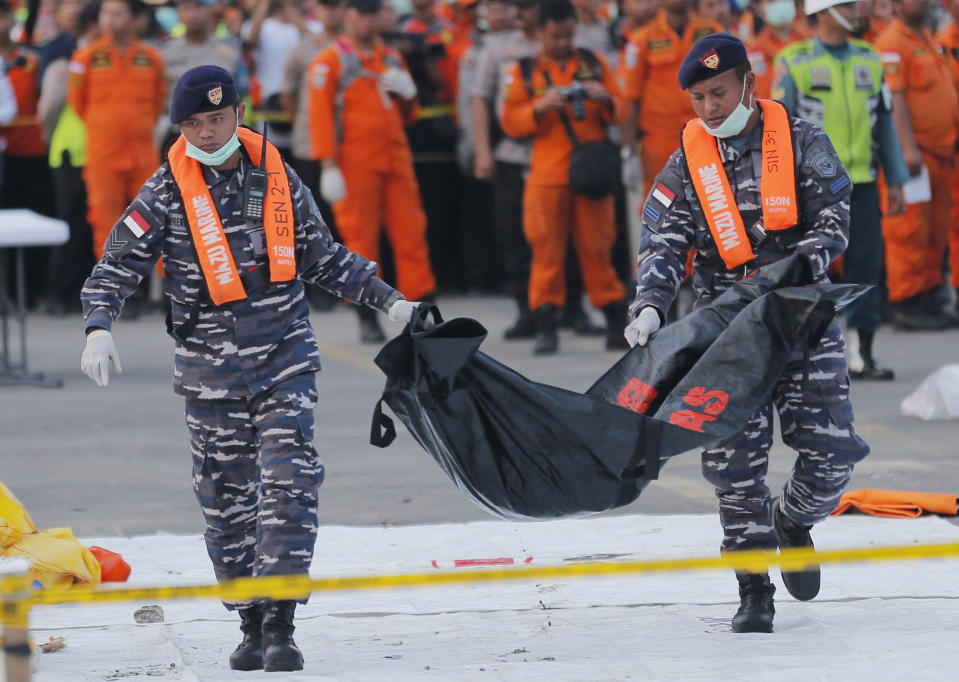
top-left (260, 121), bottom-right (269, 170)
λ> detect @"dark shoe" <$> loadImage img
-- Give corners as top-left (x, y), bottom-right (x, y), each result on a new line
top-left (772, 497), bottom-right (820, 601)
top-left (890, 297), bottom-right (949, 331)
top-left (504, 304), bottom-right (537, 340)
top-left (848, 329), bottom-right (894, 381)
top-left (262, 600), bottom-right (304, 672)
top-left (602, 301), bottom-right (630, 351)
top-left (849, 357), bottom-right (895, 381)
top-left (732, 573), bottom-right (775, 633)
top-left (561, 302), bottom-right (605, 336)
top-left (229, 604), bottom-right (264, 671)
top-left (357, 306), bottom-right (386, 344)
top-left (533, 304), bottom-right (559, 355)
top-left (918, 289), bottom-right (959, 327)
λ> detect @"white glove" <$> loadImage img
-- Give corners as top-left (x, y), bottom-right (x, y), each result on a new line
top-left (80, 329), bottom-right (122, 387)
top-left (624, 306), bottom-right (661, 348)
top-left (387, 299), bottom-right (436, 329)
top-left (622, 153), bottom-right (643, 189)
top-left (380, 67), bottom-right (417, 101)
top-left (319, 165), bottom-right (347, 204)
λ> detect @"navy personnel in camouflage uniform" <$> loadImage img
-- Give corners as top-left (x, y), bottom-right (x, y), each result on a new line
top-left (623, 34), bottom-right (869, 633)
top-left (78, 65), bottom-right (431, 672)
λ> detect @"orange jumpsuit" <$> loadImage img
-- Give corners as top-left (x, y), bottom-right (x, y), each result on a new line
top-left (501, 51), bottom-right (626, 311)
top-left (618, 10), bottom-right (721, 198)
top-left (308, 36), bottom-right (435, 300)
top-left (747, 25), bottom-right (808, 99)
top-left (68, 36), bottom-right (164, 258)
top-left (876, 19), bottom-right (959, 303)
top-left (0, 47), bottom-right (45, 158)
top-left (938, 22), bottom-right (959, 291)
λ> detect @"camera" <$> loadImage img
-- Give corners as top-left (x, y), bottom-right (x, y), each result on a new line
top-left (557, 81), bottom-right (587, 120)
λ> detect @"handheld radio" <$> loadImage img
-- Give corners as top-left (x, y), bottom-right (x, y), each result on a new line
top-left (243, 123), bottom-right (269, 221)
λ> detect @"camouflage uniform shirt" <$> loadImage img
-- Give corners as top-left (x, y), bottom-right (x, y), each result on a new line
top-left (81, 150), bottom-right (398, 399)
top-left (632, 112), bottom-right (851, 318)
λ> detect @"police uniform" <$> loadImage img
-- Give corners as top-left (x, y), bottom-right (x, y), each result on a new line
top-left (774, 32), bottom-right (909, 377)
top-left (80, 66), bottom-right (404, 671)
top-left (632, 36), bottom-right (869, 628)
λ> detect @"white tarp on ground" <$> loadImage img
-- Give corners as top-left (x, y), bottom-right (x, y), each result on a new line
top-left (14, 513), bottom-right (959, 681)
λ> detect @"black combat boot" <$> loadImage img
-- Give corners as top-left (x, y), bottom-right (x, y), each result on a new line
top-left (561, 298), bottom-right (605, 336)
top-left (772, 497), bottom-right (820, 601)
top-left (504, 298), bottom-right (537, 340)
top-left (732, 573), bottom-right (775, 633)
top-left (533, 304), bottom-right (559, 355)
top-left (601, 301), bottom-right (630, 351)
top-left (357, 305), bottom-right (386, 344)
top-left (262, 600), bottom-right (304, 672)
top-left (848, 329), bottom-right (894, 381)
top-left (889, 295), bottom-right (950, 330)
top-left (229, 604), bottom-right (264, 671)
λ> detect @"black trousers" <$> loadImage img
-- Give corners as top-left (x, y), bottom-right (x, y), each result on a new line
top-left (843, 181), bottom-right (883, 333)
top-left (47, 156), bottom-right (95, 309)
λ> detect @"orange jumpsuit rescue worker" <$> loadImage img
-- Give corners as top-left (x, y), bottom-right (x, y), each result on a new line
top-left (68, 0), bottom-right (165, 260)
top-left (308, 0), bottom-right (437, 343)
top-left (501, 0), bottom-right (629, 355)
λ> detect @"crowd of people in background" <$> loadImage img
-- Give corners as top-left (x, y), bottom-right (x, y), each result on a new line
top-left (0, 0), bottom-right (958, 362)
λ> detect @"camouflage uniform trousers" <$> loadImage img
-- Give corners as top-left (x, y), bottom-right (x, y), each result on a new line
top-left (184, 372), bottom-right (325, 608)
top-left (701, 320), bottom-right (870, 553)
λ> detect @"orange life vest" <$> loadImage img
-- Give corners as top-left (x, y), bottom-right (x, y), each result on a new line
top-left (167, 127), bottom-right (296, 305)
top-left (682, 99), bottom-right (798, 270)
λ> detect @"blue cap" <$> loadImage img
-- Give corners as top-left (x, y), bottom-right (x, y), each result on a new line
top-left (170, 65), bottom-right (238, 124)
top-left (678, 33), bottom-right (749, 90)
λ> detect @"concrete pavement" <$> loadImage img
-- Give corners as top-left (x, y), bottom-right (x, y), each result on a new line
top-left (1, 296), bottom-right (957, 537)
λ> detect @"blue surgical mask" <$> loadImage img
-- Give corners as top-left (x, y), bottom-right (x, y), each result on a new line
top-left (764, 0), bottom-right (796, 27)
top-left (184, 121), bottom-right (242, 166)
top-left (699, 75), bottom-right (754, 139)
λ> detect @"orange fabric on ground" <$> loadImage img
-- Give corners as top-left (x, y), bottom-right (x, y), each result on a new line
top-left (501, 50), bottom-right (621, 187)
top-left (308, 36), bottom-right (434, 300)
top-left (0, 47), bottom-right (45, 157)
top-left (876, 18), bottom-right (959, 157)
top-left (68, 35), bottom-right (164, 258)
top-left (831, 489), bottom-right (958, 518)
top-left (523, 184), bottom-right (625, 309)
top-left (939, 23), bottom-right (959, 289)
top-left (747, 25), bottom-right (807, 99)
top-left (881, 151), bottom-right (953, 302)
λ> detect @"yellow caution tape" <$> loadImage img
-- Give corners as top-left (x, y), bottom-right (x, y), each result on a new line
top-left (15, 541), bottom-right (959, 609)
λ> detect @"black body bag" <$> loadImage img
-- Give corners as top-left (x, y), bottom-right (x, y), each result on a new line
top-left (371, 257), bottom-right (868, 520)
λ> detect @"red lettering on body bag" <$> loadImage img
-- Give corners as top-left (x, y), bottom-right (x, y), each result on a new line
top-left (168, 127), bottom-right (296, 305)
top-left (681, 99), bottom-right (798, 270)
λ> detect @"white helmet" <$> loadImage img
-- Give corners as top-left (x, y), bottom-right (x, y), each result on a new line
top-left (804, 0), bottom-right (856, 15)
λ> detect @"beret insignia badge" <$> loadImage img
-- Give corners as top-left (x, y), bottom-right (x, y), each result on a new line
top-left (207, 85), bottom-right (223, 105)
top-left (701, 49), bottom-right (720, 69)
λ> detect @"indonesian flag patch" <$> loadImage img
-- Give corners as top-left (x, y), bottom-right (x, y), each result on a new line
top-left (123, 210), bottom-right (152, 238)
top-left (652, 182), bottom-right (676, 208)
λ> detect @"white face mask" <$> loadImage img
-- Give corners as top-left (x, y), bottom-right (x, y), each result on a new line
top-left (763, 0), bottom-right (796, 27)
top-left (184, 119), bottom-right (242, 166)
top-left (699, 74), bottom-right (754, 139)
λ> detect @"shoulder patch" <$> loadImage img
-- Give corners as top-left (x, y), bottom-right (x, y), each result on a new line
top-left (803, 142), bottom-right (839, 179)
top-left (104, 201), bottom-right (162, 258)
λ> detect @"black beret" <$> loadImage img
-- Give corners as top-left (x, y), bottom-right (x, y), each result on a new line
top-left (349, 0), bottom-right (381, 12)
top-left (170, 65), bottom-right (238, 124)
top-left (678, 33), bottom-right (749, 90)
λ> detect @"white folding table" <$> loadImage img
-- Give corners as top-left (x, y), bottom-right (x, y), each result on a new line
top-left (0, 209), bottom-right (70, 387)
